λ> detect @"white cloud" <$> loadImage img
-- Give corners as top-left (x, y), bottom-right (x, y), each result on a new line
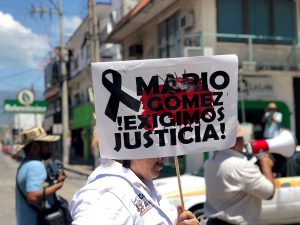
top-left (0, 11), bottom-right (50, 69)
top-left (64, 16), bottom-right (82, 37)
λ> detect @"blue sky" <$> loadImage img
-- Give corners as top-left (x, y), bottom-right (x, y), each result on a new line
top-left (0, 0), bottom-right (110, 127)
top-left (0, 0), bottom-right (111, 94)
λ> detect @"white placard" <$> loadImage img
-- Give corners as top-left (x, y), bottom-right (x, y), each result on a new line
top-left (92, 55), bottom-right (238, 159)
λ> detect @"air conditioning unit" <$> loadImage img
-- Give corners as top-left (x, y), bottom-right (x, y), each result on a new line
top-left (183, 46), bottom-right (214, 57)
top-left (180, 13), bottom-right (194, 30)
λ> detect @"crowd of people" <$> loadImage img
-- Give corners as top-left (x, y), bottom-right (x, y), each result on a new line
top-left (14, 102), bottom-right (284, 225)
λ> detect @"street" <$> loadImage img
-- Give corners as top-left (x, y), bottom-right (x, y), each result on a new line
top-left (0, 151), bottom-right (87, 225)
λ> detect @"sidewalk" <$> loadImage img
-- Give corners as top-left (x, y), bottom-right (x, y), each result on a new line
top-left (64, 164), bottom-right (93, 177)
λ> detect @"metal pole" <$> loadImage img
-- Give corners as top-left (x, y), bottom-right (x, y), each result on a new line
top-left (248, 37), bottom-right (253, 62)
top-left (59, 0), bottom-right (70, 165)
top-left (90, 0), bottom-right (100, 62)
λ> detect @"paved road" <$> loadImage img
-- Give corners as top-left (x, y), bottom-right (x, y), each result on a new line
top-left (0, 151), bottom-right (87, 225)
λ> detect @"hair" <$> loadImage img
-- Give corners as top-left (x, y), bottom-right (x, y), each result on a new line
top-left (122, 160), bottom-right (131, 168)
top-left (23, 142), bottom-right (34, 154)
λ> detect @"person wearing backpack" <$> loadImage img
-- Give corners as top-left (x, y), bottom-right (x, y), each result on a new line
top-left (15, 127), bottom-right (66, 225)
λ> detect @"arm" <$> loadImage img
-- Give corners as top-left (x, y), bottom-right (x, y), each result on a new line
top-left (262, 111), bottom-right (270, 123)
top-left (259, 154), bottom-right (275, 200)
top-left (271, 112), bottom-right (282, 124)
top-left (241, 159), bottom-right (274, 201)
top-left (27, 170), bottom-right (65, 205)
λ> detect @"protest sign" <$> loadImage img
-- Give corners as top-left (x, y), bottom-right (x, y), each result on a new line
top-left (92, 55), bottom-right (238, 159)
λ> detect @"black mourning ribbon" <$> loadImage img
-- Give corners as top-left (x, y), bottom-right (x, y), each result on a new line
top-left (102, 69), bottom-right (141, 122)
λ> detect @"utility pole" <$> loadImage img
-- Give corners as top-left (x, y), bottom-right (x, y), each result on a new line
top-left (31, 0), bottom-right (70, 165)
top-left (58, 0), bottom-right (70, 165)
top-left (89, 0), bottom-right (100, 62)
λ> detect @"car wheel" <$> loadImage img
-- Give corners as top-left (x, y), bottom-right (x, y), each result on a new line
top-left (190, 204), bottom-right (206, 222)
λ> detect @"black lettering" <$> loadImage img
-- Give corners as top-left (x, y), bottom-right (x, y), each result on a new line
top-left (165, 95), bottom-right (180, 110)
top-left (217, 107), bottom-right (225, 121)
top-left (182, 94), bottom-right (199, 109)
top-left (160, 112), bottom-right (175, 127)
top-left (203, 124), bottom-right (219, 141)
top-left (123, 132), bottom-right (141, 149)
top-left (162, 74), bottom-right (181, 93)
top-left (201, 72), bottom-right (209, 91)
top-left (213, 92), bottom-right (223, 106)
top-left (148, 96), bottom-right (162, 111)
top-left (143, 131), bottom-right (153, 148)
top-left (154, 129), bottom-right (168, 146)
top-left (182, 73), bottom-right (200, 91)
top-left (137, 115), bottom-right (152, 129)
top-left (201, 108), bottom-right (216, 123)
top-left (210, 71), bottom-right (230, 90)
top-left (124, 115), bottom-right (137, 130)
top-left (114, 133), bottom-right (122, 152)
top-left (201, 92), bottom-right (213, 107)
top-left (178, 127), bottom-right (193, 144)
top-left (136, 76), bottom-right (159, 95)
top-left (183, 110), bottom-right (200, 124)
top-left (195, 125), bottom-right (201, 142)
top-left (170, 128), bottom-right (177, 145)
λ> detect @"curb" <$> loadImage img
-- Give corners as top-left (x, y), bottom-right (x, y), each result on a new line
top-left (64, 165), bottom-right (92, 177)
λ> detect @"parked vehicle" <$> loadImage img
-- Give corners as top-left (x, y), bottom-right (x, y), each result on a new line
top-left (154, 148), bottom-right (300, 224)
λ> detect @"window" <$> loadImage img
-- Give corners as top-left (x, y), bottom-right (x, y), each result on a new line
top-left (158, 13), bottom-right (180, 58)
top-left (217, 0), bottom-right (295, 43)
top-left (55, 99), bottom-right (61, 113)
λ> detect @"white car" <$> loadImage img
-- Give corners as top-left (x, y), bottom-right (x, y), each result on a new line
top-left (154, 150), bottom-right (300, 224)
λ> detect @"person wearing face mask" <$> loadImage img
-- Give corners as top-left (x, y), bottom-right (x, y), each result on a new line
top-left (15, 127), bottom-right (65, 225)
top-left (70, 156), bottom-right (199, 225)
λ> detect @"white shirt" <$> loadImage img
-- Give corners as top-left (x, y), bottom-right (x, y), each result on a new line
top-left (263, 111), bottom-right (282, 139)
top-left (204, 149), bottom-right (274, 225)
top-left (69, 160), bottom-right (176, 225)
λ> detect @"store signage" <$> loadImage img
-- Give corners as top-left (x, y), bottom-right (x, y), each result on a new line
top-left (238, 75), bottom-right (274, 100)
top-left (17, 89), bottom-right (35, 106)
top-left (3, 99), bottom-right (48, 113)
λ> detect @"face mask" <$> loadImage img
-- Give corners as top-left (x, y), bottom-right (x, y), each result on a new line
top-left (41, 152), bottom-right (52, 160)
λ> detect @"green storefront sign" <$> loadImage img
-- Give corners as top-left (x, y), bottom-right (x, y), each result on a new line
top-left (72, 103), bottom-right (94, 129)
top-left (3, 99), bottom-right (48, 113)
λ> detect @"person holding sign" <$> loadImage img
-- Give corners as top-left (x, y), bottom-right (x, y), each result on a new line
top-left (69, 158), bottom-right (199, 225)
top-left (80, 55), bottom-right (239, 225)
top-left (204, 124), bottom-right (275, 225)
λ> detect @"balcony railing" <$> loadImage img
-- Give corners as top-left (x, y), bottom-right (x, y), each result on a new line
top-left (183, 32), bottom-right (299, 71)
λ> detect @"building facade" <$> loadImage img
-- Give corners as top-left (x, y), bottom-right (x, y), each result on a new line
top-left (66, 1), bottom-right (121, 165)
top-left (106, 0), bottom-right (300, 171)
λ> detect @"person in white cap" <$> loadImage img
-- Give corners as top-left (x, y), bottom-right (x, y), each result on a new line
top-left (262, 102), bottom-right (283, 139)
top-left (204, 123), bottom-right (275, 225)
top-left (15, 127), bottom-right (65, 225)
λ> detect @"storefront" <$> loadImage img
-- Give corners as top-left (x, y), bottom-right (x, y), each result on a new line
top-left (70, 103), bottom-right (94, 165)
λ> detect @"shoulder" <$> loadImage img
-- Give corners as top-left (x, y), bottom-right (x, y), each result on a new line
top-left (19, 160), bottom-right (45, 173)
top-left (221, 155), bottom-right (259, 176)
top-left (70, 175), bottom-right (136, 225)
